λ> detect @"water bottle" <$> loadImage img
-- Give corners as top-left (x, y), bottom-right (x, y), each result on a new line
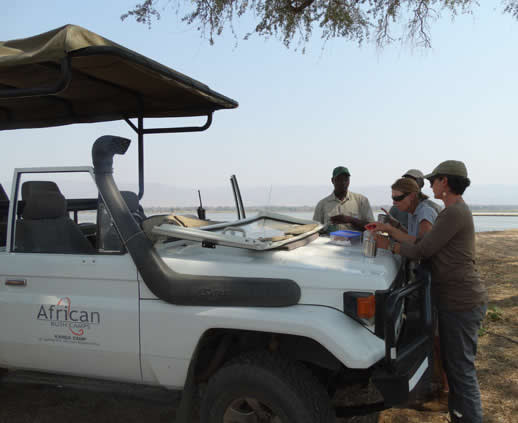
top-left (362, 230), bottom-right (377, 257)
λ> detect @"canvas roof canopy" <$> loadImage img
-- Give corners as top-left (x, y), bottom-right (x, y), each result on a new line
top-left (0, 25), bottom-right (238, 130)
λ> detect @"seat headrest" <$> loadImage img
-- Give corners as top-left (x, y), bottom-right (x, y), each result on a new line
top-left (22, 181), bottom-right (60, 200)
top-left (22, 190), bottom-right (67, 220)
top-left (121, 191), bottom-right (139, 213)
top-left (0, 184), bottom-right (8, 201)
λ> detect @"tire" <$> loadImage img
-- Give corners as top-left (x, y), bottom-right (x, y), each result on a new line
top-left (200, 351), bottom-right (335, 423)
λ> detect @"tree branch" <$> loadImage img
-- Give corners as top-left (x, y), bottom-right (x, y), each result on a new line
top-left (120, 1), bottom-right (518, 51)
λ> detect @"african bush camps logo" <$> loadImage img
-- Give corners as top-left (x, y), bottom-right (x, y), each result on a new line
top-left (37, 297), bottom-right (101, 345)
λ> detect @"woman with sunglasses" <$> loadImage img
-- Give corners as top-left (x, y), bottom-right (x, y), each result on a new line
top-left (371, 160), bottom-right (488, 423)
top-left (370, 177), bottom-right (448, 399)
top-left (368, 177), bottom-right (438, 242)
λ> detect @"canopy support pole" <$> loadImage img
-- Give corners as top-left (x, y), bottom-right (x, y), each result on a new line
top-left (138, 115), bottom-right (144, 200)
top-left (124, 113), bottom-right (213, 200)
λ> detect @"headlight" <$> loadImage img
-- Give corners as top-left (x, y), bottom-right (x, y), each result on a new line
top-left (343, 292), bottom-right (376, 326)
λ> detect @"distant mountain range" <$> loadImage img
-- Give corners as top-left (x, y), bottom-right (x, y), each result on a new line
top-left (136, 182), bottom-right (518, 209)
top-left (6, 178), bottom-right (516, 210)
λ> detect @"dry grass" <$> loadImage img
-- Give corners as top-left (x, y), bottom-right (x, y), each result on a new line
top-left (379, 230), bottom-right (518, 423)
top-left (0, 230), bottom-right (516, 422)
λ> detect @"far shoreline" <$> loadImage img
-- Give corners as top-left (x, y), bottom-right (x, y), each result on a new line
top-left (143, 206), bottom-right (518, 216)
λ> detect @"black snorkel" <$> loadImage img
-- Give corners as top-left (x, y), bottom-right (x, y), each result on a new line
top-left (92, 135), bottom-right (301, 307)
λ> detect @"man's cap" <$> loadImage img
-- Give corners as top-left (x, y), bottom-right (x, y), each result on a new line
top-left (402, 169), bottom-right (424, 179)
top-left (402, 169), bottom-right (424, 188)
top-left (332, 166), bottom-right (350, 179)
top-left (424, 160), bottom-right (468, 179)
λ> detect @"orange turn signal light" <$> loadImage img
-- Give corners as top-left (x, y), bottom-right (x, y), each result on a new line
top-left (357, 295), bottom-right (376, 319)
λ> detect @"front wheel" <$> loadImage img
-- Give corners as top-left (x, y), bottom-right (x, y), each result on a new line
top-left (200, 351), bottom-right (335, 423)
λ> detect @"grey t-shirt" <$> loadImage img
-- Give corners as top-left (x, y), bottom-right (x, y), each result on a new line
top-left (407, 201), bottom-right (438, 237)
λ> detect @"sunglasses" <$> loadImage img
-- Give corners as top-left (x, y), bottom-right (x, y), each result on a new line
top-left (429, 176), bottom-right (441, 187)
top-left (392, 192), bottom-right (410, 202)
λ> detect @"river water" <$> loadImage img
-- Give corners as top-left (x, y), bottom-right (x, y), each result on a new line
top-left (201, 211), bottom-right (518, 233)
top-left (80, 209), bottom-right (518, 233)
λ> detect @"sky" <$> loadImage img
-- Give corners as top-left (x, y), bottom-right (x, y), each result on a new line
top-left (1, 1), bottom-right (517, 206)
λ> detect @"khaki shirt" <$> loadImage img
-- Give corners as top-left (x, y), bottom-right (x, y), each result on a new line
top-left (313, 192), bottom-right (374, 231)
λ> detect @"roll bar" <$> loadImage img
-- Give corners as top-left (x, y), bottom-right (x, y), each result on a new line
top-left (123, 113), bottom-right (213, 200)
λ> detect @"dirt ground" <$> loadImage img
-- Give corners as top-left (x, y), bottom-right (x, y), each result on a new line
top-left (379, 229), bottom-right (518, 423)
top-left (0, 230), bottom-right (516, 423)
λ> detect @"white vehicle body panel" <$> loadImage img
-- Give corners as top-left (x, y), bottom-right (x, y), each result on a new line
top-left (139, 301), bottom-right (385, 388)
top-left (0, 252), bottom-right (141, 383)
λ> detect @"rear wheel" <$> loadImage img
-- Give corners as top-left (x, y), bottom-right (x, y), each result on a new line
top-left (200, 351), bottom-right (335, 423)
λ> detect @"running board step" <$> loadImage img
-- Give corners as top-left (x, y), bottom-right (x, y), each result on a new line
top-left (2, 370), bottom-right (180, 405)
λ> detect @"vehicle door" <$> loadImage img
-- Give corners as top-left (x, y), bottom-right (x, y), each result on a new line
top-left (0, 168), bottom-right (141, 383)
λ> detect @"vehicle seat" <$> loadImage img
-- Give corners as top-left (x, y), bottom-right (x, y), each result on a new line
top-left (15, 181), bottom-right (95, 254)
top-left (0, 184), bottom-right (8, 247)
top-left (0, 184), bottom-right (7, 201)
top-left (21, 180), bottom-right (59, 200)
top-left (142, 214), bottom-right (169, 243)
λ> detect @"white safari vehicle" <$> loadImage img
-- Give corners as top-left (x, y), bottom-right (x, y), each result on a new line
top-left (0, 25), bottom-right (434, 423)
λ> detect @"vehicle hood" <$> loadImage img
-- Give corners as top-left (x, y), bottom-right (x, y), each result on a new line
top-left (140, 237), bottom-right (401, 311)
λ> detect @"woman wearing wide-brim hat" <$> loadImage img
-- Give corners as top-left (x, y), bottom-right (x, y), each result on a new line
top-left (372, 160), bottom-right (488, 423)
